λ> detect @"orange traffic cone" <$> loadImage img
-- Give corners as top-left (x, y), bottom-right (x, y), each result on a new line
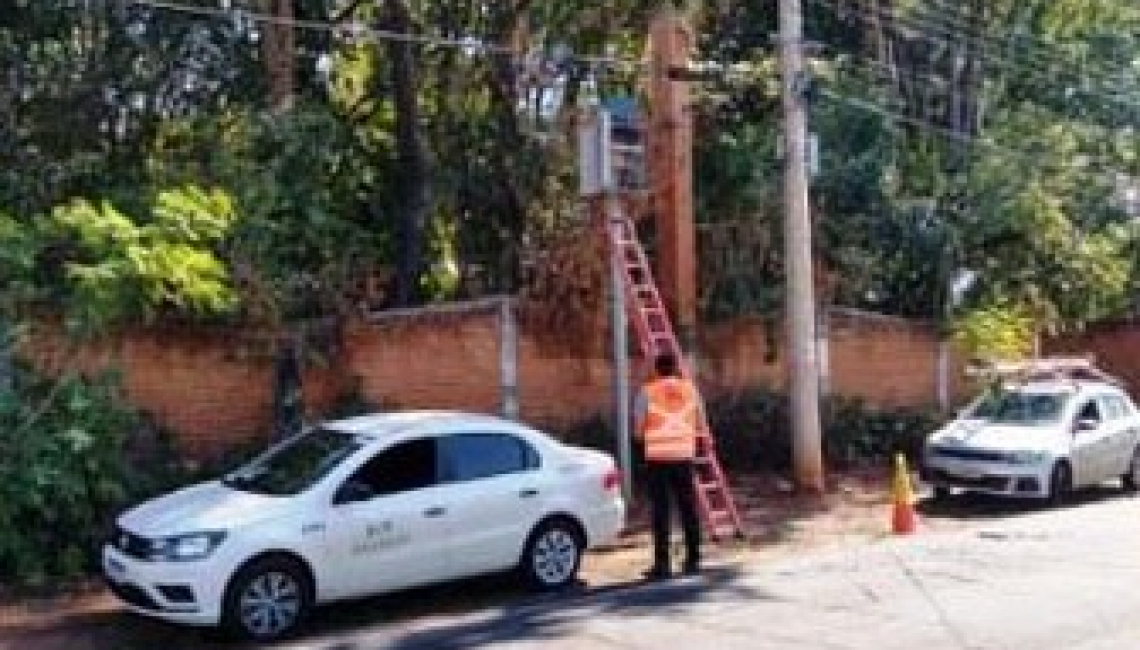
top-left (891, 453), bottom-right (918, 535)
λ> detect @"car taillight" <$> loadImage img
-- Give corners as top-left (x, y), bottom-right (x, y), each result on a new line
top-left (603, 468), bottom-right (622, 492)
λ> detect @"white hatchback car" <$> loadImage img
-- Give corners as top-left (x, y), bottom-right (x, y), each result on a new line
top-left (923, 380), bottom-right (1140, 504)
top-left (103, 411), bottom-right (625, 641)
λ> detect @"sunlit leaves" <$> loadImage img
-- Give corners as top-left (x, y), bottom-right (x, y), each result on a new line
top-left (50, 186), bottom-right (238, 332)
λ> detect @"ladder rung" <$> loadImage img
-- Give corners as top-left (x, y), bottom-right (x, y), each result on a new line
top-left (707, 511), bottom-right (736, 525)
top-left (708, 525), bottom-right (739, 541)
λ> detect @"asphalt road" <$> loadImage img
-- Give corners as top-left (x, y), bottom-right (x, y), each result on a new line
top-left (7, 488), bottom-right (1140, 650)
top-left (280, 488), bottom-right (1140, 650)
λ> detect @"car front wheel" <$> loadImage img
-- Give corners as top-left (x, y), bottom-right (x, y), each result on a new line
top-left (521, 518), bottom-right (584, 590)
top-left (221, 555), bottom-right (312, 642)
top-left (1047, 461), bottom-right (1072, 507)
top-left (1122, 447), bottom-right (1140, 493)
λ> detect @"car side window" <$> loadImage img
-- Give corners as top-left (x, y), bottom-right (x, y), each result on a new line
top-left (336, 438), bottom-right (439, 503)
top-left (439, 433), bottom-right (540, 483)
top-left (1077, 400), bottom-right (1102, 425)
top-left (1113, 397), bottom-right (1127, 420)
top-left (1096, 397), bottom-right (1119, 421)
top-left (1118, 397), bottom-right (1138, 417)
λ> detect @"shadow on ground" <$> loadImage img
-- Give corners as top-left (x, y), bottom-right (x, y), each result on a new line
top-left (305, 564), bottom-right (766, 650)
top-left (1, 565), bottom-right (761, 650)
top-left (917, 484), bottom-right (1136, 520)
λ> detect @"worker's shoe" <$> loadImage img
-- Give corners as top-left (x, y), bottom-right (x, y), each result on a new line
top-left (643, 567), bottom-right (672, 581)
top-left (682, 561), bottom-right (701, 576)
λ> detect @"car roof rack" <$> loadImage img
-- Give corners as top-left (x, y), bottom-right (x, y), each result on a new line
top-left (966, 357), bottom-right (1123, 388)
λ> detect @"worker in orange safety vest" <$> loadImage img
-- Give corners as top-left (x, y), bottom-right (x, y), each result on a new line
top-left (634, 352), bottom-right (703, 580)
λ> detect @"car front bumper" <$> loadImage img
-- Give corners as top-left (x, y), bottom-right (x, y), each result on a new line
top-left (922, 458), bottom-right (1052, 499)
top-left (102, 544), bottom-right (225, 626)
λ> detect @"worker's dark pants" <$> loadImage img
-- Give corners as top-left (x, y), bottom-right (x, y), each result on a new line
top-left (646, 460), bottom-right (701, 570)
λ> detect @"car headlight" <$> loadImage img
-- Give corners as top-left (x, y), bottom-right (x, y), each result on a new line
top-left (147, 531), bottom-right (227, 562)
top-left (1006, 450), bottom-right (1049, 466)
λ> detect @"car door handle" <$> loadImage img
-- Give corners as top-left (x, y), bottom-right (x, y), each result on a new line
top-left (423, 506), bottom-right (447, 518)
top-left (519, 488), bottom-right (539, 499)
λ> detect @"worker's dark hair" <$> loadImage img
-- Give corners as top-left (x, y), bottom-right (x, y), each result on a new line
top-left (654, 353), bottom-right (680, 377)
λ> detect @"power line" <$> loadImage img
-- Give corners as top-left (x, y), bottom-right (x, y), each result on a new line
top-left (818, 86), bottom-right (1128, 183)
top-left (112, 0), bottom-right (1140, 182)
top-left (911, 0), bottom-right (1137, 83)
top-left (821, 0), bottom-right (1135, 90)
top-left (810, 40), bottom-right (1138, 146)
top-left (127, 0), bottom-right (647, 73)
top-left (121, 0), bottom-right (1140, 119)
top-left (811, 0), bottom-right (1140, 112)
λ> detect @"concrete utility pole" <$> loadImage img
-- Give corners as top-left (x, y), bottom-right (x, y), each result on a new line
top-left (580, 107), bottom-right (635, 504)
top-left (777, 0), bottom-right (825, 492)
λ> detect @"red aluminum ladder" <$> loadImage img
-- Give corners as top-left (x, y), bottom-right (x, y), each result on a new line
top-left (605, 211), bottom-right (746, 541)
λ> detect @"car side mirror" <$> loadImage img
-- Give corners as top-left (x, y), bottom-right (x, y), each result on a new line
top-left (334, 480), bottom-right (374, 505)
top-left (1074, 418), bottom-right (1099, 434)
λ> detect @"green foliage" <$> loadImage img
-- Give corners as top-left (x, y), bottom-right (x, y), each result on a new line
top-left (153, 105), bottom-right (385, 323)
top-left (707, 389), bottom-right (937, 472)
top-left (0, 362), bottom-right (185, 588)
top-left (49, 186), bottom-right (239, 333)
top-left (0, 210), bottom-right (41, 317)
top-left (952, 304), bottom-right (1036, 362)
top-left (3, 0), bottom-right (1139, 329)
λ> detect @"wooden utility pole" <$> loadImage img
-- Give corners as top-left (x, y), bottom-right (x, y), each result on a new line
top-left (647, 10), bottom-right (697, 352)
top-left (778, 0), bottom-right (826, 492)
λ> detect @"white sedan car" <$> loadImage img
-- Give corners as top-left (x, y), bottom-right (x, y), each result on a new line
top-left (923, 379), bottom-right (1140, 504)
top-left (103, 411), bottom-right (625, 641)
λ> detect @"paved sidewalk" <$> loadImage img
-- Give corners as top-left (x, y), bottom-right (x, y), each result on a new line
top-left (285, 493), bottom-right (1140, 649)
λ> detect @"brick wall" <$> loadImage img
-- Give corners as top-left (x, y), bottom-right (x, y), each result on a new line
top-left (699, 310), bottom-right (968, 407)
top-left (21, 307), bottom-right (970, 457)
top-left (345, 316), bottom-right (502, 414)
top-left (1046, 319), bottom-right (1140, 395)
top-left (22, 322), bottom-right (349, 457)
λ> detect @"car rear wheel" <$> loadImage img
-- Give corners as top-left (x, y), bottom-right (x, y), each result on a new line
top-left (221, 555), bottom-right (312, 642)
top-left (1047, 461), bottom-right (1072, 507)
top-left (1122, 447), bottom-right (1140, 493)
top-left (521, 517), bottom-right (583, 590)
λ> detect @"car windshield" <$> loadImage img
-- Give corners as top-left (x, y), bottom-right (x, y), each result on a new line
top-left (222, 428), bottom-right (362, 496)
top-left (967, 389), bottom-right (1068, 426)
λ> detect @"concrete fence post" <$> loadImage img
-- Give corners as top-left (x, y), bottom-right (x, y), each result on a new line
top-left (500, 297), bottom-right (520, 420)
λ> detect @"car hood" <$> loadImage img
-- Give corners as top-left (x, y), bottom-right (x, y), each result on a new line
top-left (930, 419), bottom-right (1064, 454)
top-left (119, 481), bottom-right (295, 537)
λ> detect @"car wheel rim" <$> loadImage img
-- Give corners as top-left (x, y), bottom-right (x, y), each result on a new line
top-left (239, 571), bottom-right (301, 637)
top-left (532, 528), bottom-right (579, 585)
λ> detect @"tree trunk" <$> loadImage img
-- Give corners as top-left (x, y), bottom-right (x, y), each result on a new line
top-left (271, 337), bottom-right (303, 442)
top-left (387, 0), bottom-right (431, 307)
top-left (0, 319), bottom-right (13, 396)
top-left (261, 0), bottom-right (296, 113)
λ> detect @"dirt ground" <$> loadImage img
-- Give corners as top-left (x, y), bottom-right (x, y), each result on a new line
top-left (1, 470), bottom-right (958, 650)
top-left (582, 470), bottom-right (965, 585)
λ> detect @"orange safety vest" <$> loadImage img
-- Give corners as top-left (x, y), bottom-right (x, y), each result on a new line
top-left (641, 377), bottom-right (699, 461)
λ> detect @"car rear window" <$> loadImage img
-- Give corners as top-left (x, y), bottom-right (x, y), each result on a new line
top-left (439, 433), bottom-right (540, 482)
